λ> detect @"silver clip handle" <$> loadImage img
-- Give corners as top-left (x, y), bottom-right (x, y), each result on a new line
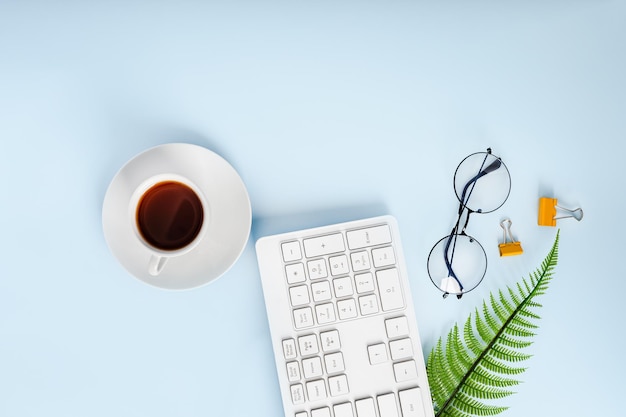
top-left (555, 204), bottom-right (584, 221)
top-left (500, 218), bottom-right (515, 243)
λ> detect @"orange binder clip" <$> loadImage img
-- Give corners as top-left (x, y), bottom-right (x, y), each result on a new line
top-left (538, 197), bottom-right (583, 227)
top-left (498, 219), bottom-right (523, 257)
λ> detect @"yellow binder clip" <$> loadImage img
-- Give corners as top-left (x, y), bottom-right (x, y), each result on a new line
top-left (498, 219), bottom-right (523, 257)
top-left (538, 197), bottom-right (583, 227)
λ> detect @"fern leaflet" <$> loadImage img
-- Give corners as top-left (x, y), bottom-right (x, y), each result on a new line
top-left (427, 231), bottom-right (560, 417)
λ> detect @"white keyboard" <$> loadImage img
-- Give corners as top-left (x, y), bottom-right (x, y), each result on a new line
top-left (255, 216), bottom-right (435, 417)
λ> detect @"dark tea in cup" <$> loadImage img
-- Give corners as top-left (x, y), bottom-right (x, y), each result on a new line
top-left (136, 181), bottom-right (204, 251)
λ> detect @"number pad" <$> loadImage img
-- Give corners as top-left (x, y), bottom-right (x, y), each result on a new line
top-left (283, 227), bottom-right (405, 330)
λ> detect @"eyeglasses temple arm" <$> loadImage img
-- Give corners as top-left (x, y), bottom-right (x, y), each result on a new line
top-left (457, 158), bottom-right (502, 215)
top-left (443, 233), bottom-right (464, 291)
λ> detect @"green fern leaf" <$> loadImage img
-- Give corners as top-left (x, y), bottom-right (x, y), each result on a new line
top-left (427, 231), bottom-right (560, 417)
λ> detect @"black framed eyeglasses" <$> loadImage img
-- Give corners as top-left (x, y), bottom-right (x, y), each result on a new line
top-left (427, 148), bottom-right (511, 299)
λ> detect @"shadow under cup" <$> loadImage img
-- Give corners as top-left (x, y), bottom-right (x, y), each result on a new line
top-left (136, 181), bottom-right (204, 252)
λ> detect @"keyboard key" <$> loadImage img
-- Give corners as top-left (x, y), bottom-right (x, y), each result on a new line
top-left (372, 246), bottom-right (396, 268)
top-left (283, 339), bottom-right (297, 359)
top-left (298, 334), bottom-right (319, 356)
top-left (282, 241), bottom-right (302, 262)
top-left (295, 412), bottom-right (308, 417)
top-left (377, 393), bottom-right (400, 417)
top-left (324, 352), bottom-right (345, 374)
top-left (346, 225), bottom-right (392, 249)
top-left (333, 402), bottom-right (355, 417)
top-left (376, 268), bottom-right (404, 311)
top-left (355, 397), bottom-right (377, 417)
top-left (302, 357), bottom-right (323, 379)
top-left (355, 272), bottom-right (375, 294)
top-left (291, 384), bottom-right (305, 405)
top-left (315, 303), bottom-right (336, 324)
top-left (306, 379), bottom-right (327, 401)
top-left (311, 281), bottom-right (332, 302)
top-left (319, 330), bottom-right (341, 352)
top-left (293, 307), bottom-right (314, 329)
top-left (311, 407), bottom-right (331, 417)
top-left (367, 343), bottom-right (388, 365)
top-left (399, 388), bottom-right (426, 417)
top-left (350, 251), bottom-right (371, 272)
top-left (329, 254), bottom-right (350, 276)
top-left (337, 298), bottom-right (358, 320)
top-left (307, 259), bottom-right (328, 280)
top-left (285, 263), bottom-right (306, 284)
top-left (333, 276), bottom-right (354, 297)
top-left (390, 338), bottom-right (414, 360)
top-left (358, 294), bottom-right (379, 315)
top-left (328, 374), bottom-right (349, 397)
top-left (303, 233), bottom-right (345, 258)
top-left (385, 316), bottom-right (409, 339)
top-left (286, 361), bottom-right (301, 382)
top-left (393, 360), bottom-right (418, 382)
top-left (289, 285), bottom-right (310, 307)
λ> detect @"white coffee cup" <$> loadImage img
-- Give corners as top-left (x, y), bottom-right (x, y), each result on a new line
top-left (128, 173), bottom-right (208, 276)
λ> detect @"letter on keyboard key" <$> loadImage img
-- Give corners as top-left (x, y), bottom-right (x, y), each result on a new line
top-left (320, 330), bottom-right (341, 352)
top-left (376, 268), bottom-right (405, 311)
top-left (346, 225), bottom-right (392, 249)
top-left (359, 294), bottom-right (379, 316)
top-left (293, 307), bottom-right (314, 329)
top-left (350, 251), bottom-right (371, 272)
top-left (303, 233), bottom-right (345, 258)
top-left (324, 352), bottom-right (345, 374)
top-left (328, 374), bottom-right (349, 397)
top-left (372, 246), bottom-right (396, 268)
top-left (302, 357), bottom-right (323, 379)
top-left (307, 259), bottom-right (328, 280)
top-left (377, 393), bottom-right (400, 417)
top-left (355, 397), bottom-right (377, 417)
top-left (298, 334), bottom-right (319, 356)
top-left (306, 379), bottom-right (327, 402)
top-left (286, 361), bottom-right (301, 382)
top-left (399, 387), bottom-right (426, 417)
top-left (282, 339), bottom-right (297, 359)
top-left (315, 303), bottom-right (336, 324)
top-left (291, 384), bottom-right (305, 405)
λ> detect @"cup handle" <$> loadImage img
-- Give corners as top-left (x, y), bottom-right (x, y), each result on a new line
top-left (148, 255), bottom-right (168, 276)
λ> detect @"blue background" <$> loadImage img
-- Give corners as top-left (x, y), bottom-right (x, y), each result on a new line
top-left (1, 1), bottom-right (624, 416)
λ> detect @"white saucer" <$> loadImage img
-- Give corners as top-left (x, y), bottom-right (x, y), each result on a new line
top-left (102, 143), bottom-right (252, 290)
